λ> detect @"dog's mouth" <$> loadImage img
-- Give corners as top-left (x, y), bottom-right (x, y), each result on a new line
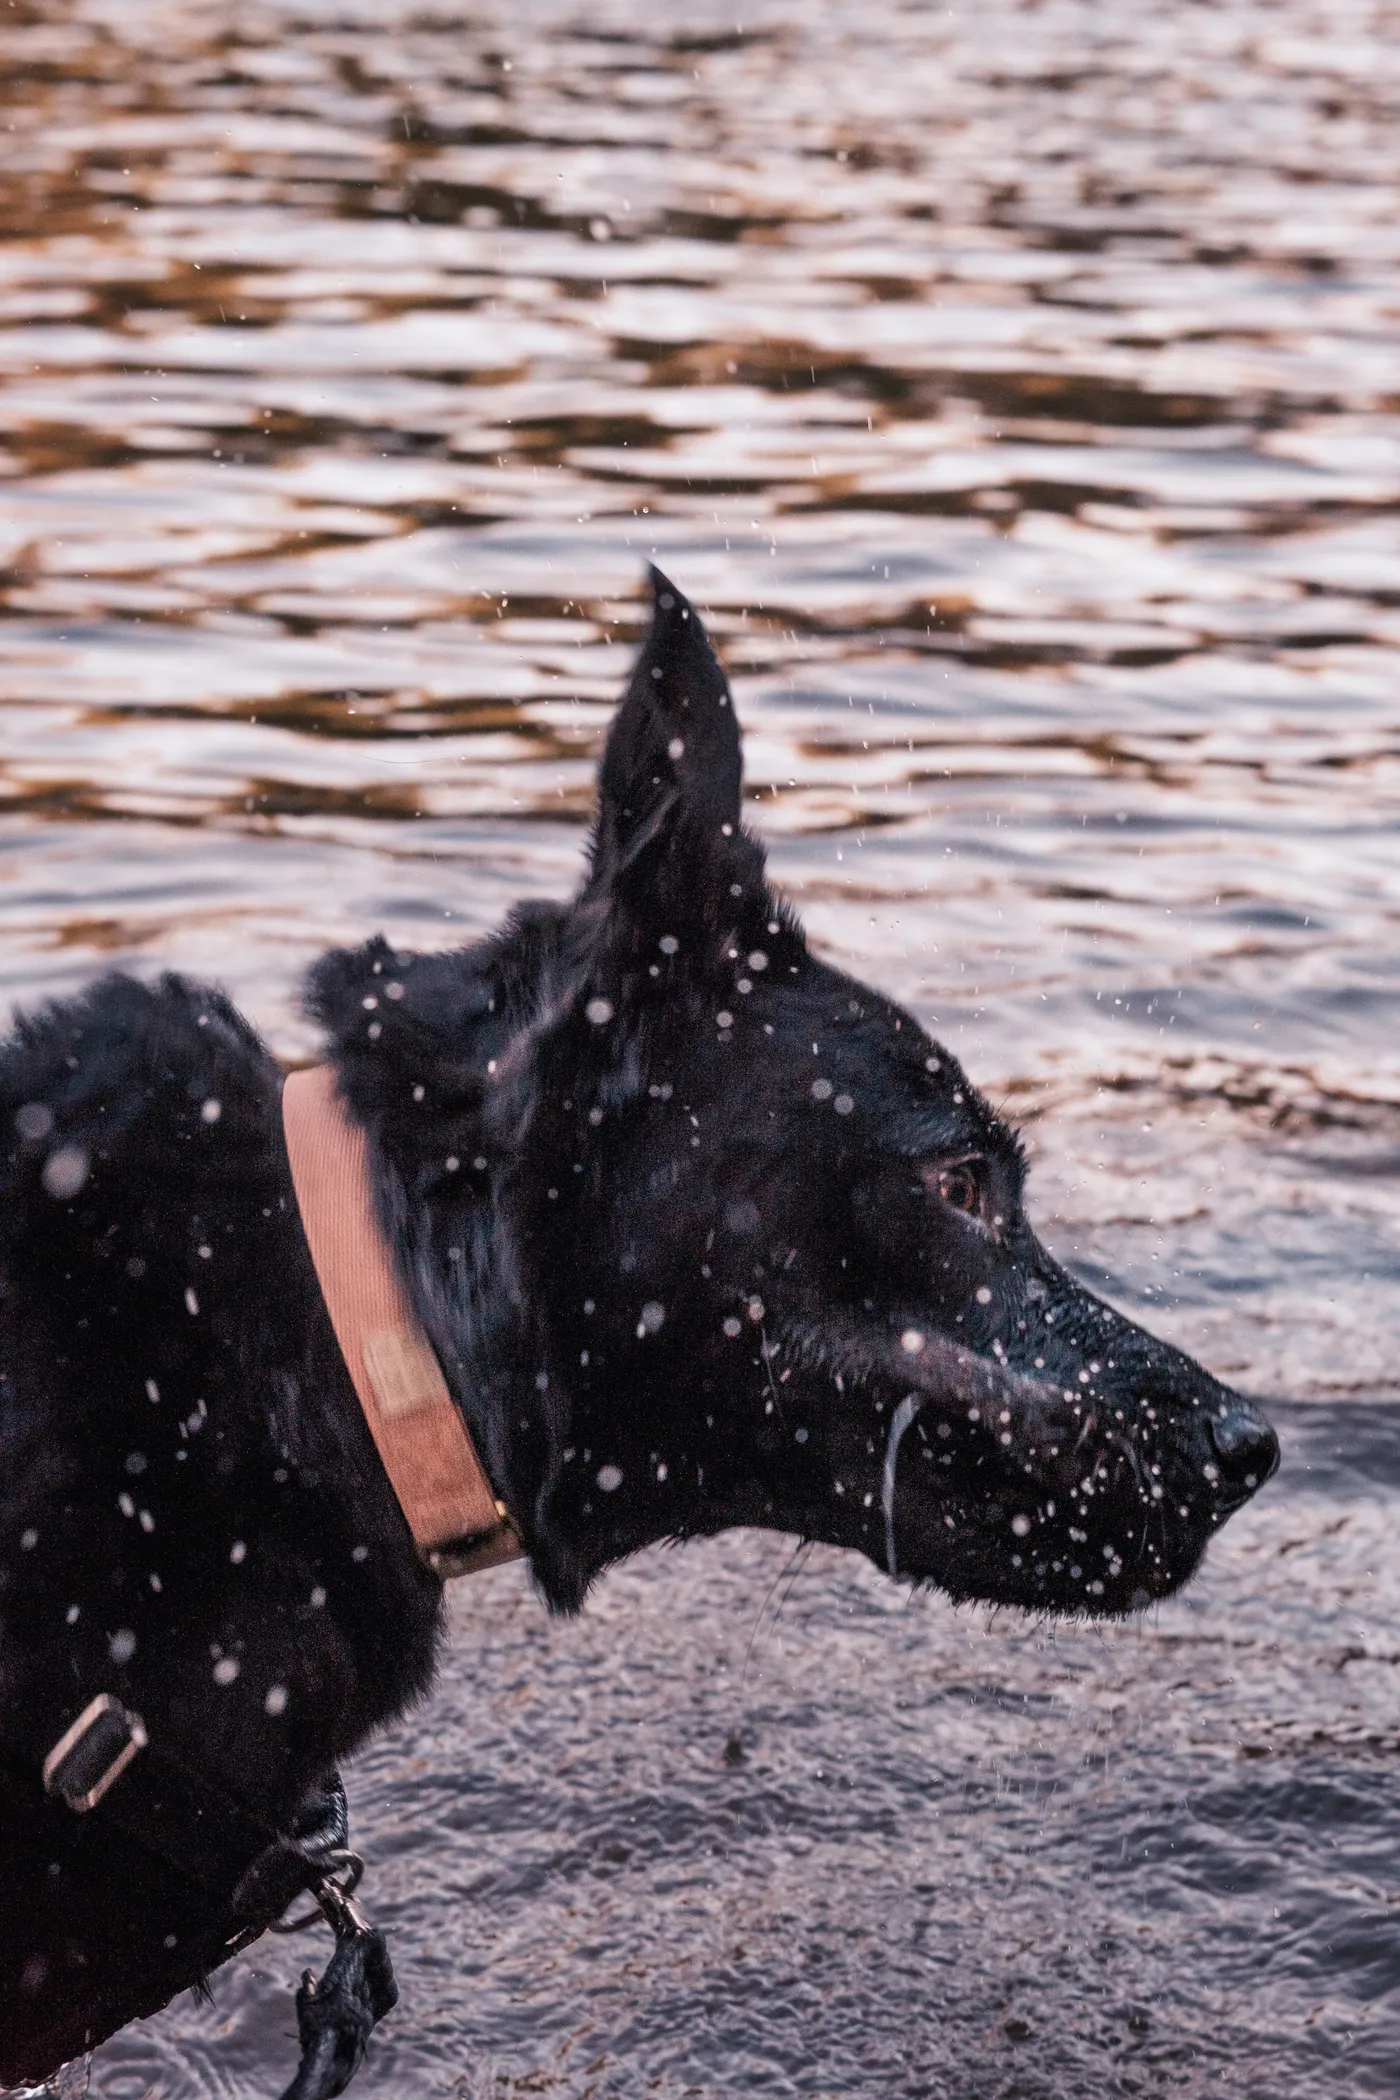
top-left (813, 1323), bottom-right (1277, 1618)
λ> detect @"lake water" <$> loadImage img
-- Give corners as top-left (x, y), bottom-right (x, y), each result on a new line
top-left (2, 0), bottom-right (1399, 2092)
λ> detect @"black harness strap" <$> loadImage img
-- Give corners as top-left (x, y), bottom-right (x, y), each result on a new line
top-left (17, 1696), bottom-right (397, 2100)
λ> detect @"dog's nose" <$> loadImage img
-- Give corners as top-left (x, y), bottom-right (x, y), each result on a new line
top-left (1206, 1400), bottom-right (1279, 1500)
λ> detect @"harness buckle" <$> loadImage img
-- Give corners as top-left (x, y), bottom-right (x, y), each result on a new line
top-left (42, 1692), bottom-right (148, 1812)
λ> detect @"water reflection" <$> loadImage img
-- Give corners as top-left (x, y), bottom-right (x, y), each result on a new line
top-left (2, 0), bottom-right (1399, 2091)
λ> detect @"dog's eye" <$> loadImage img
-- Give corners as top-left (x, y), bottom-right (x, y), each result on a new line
top-left (926, 1160), bottom-right (983, 1216)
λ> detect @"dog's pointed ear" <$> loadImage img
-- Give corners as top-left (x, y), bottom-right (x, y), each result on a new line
top-left (588, 568), bottom-right (753, 925)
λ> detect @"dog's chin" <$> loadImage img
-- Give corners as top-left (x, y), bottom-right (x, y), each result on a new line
top-left (941, 1546), bottom-right (1210, 1619)
top-left (881, 1495), bottom-right (1217, 1619)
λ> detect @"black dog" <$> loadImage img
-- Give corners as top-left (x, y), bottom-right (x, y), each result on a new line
top-left (0, 570), bottom-right (1277, 2088)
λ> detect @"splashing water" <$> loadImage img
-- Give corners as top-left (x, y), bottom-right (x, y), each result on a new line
top-left (9, 0), bottom-right (1400, 2091)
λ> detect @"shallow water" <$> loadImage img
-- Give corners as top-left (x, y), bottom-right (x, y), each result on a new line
top-left (1, 0), bottom-right (1398, 2091)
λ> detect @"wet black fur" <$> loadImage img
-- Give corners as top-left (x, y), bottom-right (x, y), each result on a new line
top-left (0, 570), bottom-right (1277, 2082)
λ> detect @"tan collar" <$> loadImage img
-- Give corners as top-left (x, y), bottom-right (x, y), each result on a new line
top-left (282, 1065), bottom-right (522, 1581)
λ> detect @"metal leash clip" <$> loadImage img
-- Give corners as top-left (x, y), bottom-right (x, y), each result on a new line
top-left (270, 1848), bottom-right (366, 1935)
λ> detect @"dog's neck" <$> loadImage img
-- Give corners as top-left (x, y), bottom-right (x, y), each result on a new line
top-left (304, 923), bottom-right (777, 1616)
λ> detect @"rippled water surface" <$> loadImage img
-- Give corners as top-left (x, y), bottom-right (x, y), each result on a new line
top-left (3, 0), bottom-right (1399, 2091)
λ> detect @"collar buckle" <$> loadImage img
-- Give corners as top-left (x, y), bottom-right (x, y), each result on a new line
top-left (426, 1509), bottom-right (520, 1580)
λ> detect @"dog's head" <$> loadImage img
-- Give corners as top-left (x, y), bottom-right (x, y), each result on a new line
top-left (314, 569), bottom-right (1278, 1615)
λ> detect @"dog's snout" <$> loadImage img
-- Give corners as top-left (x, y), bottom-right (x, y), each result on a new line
top-left (1206, 1400), bottom-right (1279, 1497)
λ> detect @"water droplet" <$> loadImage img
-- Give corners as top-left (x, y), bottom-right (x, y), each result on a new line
top-left (42, 1145), bottom-right (89, 1200)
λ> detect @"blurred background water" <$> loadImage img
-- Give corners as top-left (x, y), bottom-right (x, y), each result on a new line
top-left (2, 0), bottom-right (1399, 2092)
